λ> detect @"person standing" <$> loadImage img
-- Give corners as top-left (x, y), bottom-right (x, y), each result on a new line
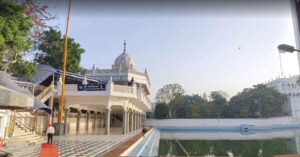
top-left (47, 123), bottom-right (55, 144)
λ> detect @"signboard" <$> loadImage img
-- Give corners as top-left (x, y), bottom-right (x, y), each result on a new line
top-left (77, 84), bottom-right (106, 91)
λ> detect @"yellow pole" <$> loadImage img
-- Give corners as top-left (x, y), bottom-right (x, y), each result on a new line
top-left (60, 0), bottom-right (72, 123)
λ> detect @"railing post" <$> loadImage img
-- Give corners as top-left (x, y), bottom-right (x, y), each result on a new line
top-left (107, 77), bottom-right (114, 94)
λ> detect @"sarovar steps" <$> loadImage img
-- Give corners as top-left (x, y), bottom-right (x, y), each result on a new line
top-left (55, 41), bottom-right (151, 135)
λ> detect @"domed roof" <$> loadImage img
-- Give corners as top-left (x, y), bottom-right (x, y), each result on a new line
top-left (113, 52), bottom-right (134, 69)
top-left (112, 41), bottom-right (134, 70)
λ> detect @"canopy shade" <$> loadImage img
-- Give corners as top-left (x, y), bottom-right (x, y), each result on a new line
top-left (28, 98), bottom-right (51, 114)
top-left (32, 64), bottom-right (57, 85)
top-left (0, 71), bottom-right (51, 113)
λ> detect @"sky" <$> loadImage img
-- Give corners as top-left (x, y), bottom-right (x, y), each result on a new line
top-left (43, 0), bottom-right (299, 100)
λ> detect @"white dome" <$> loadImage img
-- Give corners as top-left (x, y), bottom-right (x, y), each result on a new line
top-left (112, 41), bottom-right (134, 70)
top-left (113, 52), bottom-right (134, 70)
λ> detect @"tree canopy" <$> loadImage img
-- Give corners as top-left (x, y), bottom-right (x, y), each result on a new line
top-left (155, 83), bottom-right (185, 104)
top-left (155, 83), bottom-right (185, 118)
top-left (35, 29), bottom-right (85, 73)
top-left (154, 84), bottom-right (288, 119)
top-left (154, 103), bottom-right (169, 119)
top-left (0, 1), bottom-right (36, 79)
top-left (228, 84), bottom-right (288, 118)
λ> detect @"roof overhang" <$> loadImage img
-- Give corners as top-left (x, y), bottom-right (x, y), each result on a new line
top-left (0, 86), bottom-right (34, 109)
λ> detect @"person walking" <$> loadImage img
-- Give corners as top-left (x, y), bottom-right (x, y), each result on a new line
top-left (47, 123), bottom-right (55, 144)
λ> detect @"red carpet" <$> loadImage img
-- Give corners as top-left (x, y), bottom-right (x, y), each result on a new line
top-left (40, 144), bottom-right (58, 157)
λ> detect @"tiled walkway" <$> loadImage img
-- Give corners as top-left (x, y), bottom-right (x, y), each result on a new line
top-left (3, 131), bottom-right (139, 157)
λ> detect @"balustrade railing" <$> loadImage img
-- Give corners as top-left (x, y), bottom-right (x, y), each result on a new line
top-left (113, 85), bottom-right (133, 93)
top-left (37, 84), bottom-right (54, 100)
top-left (137, 89), bottom-right (151, 110)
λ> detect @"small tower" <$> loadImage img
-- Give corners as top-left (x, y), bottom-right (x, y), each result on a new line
top-left (203, 92), bottom-right (208, 101)
top-left (92, 64), bottom-right (96, 75)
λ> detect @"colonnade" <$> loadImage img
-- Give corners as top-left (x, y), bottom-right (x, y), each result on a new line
top-left (121, 110), bottom-right (145, 135)
top-left (105, 109), bottom-right (146, 135)
top-left (61, 107), bottom-right (146, 135)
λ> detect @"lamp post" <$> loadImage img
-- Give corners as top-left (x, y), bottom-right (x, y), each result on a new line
top-left (277, 44), bottom-right (300, 120)
top-left (277, 44), bottom-right (300, 77)
top-left (278, 44), bottom-right (300, 53)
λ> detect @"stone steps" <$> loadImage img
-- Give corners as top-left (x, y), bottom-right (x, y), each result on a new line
top-left (5, 122), bottom-right (45, 147)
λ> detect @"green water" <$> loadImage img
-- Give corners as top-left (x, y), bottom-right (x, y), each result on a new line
top-left (159, 138), bottom-right (297, 157)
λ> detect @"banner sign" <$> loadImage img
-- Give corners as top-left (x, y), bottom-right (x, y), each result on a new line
top-left (78, 84), bottom-right (106, 91)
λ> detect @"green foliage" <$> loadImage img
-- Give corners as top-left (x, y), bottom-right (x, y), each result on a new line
top-left (0, 1), bottom-right (32, 54)
top-left (155, 83), bottom-right (185, 118)
top-left (171, 94), bottom-right (210, 118)
top-left (228, 84), bottom-right (287, 118)
top-left (155, 83), bottom-right (288, 118)
top-left (35, 28), bottom-right (85, 73)
top-left (154, 103), bottom-right (169, 119)
top-left (0, 1), bottom-right (36, 79)
top-left (210, 91), bottom-right (227, 106)
top-left (9, 60), bottom-right (37, 79)
top-left (155, 83), bottom-right (185, 104)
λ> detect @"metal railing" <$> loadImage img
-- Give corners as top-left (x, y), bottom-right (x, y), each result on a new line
top-left (37, 84), bottom-right (54, 100)
top-left (14, 112), bottom-right (37, 133)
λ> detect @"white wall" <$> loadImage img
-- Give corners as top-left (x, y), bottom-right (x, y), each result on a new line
top-left (145, 117), bottom-right (295, 127)
top-left (290, 97), bottom-right (300, 119)
top-left (0, 110), bottom-right (10, 138)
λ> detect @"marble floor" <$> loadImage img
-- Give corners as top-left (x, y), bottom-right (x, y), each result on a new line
top-left (3, 128), bottom-right (140, 157)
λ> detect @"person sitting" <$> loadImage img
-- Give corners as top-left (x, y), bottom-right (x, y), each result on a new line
top-left (142, 126), bottom-right (147, 138)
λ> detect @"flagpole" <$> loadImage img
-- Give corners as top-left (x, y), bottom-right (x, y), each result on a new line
top-left (60, 0), bottom-right (72, 124)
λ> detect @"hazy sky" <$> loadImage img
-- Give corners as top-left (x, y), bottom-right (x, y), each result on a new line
top-left (44, 0), bottom-right (299, 100)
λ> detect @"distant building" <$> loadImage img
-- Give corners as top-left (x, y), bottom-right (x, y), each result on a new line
top-left (266, 75), bottom-right (300, 119)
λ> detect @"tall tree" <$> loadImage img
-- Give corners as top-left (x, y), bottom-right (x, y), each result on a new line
top-left (210, 91), bottom-right (227, 106)
top-left (154, 103), bottom-right (169, 119)
top-left (171, 94), bottom-right (208, 118)
top-left (155, 83), bottom-right (185, 118)
top-left (228, 84), bottom-right (288, 118)
top-left (0, 1), bottom-right (37, 79)
top-left (35, 29), bottom-right (85, 73)
top-left (210, 91), bottom-right (228, 117)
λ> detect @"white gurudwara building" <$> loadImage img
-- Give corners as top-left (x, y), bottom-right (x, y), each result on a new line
top-left (266, 75), bottom-right (300, 119)
top-left (55, 41), bottom-right (151, 135)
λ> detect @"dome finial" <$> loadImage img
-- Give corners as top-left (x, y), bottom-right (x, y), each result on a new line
top-left (123, 40), bottom-right (127, 53)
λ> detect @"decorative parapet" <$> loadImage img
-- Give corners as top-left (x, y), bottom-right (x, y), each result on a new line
top-left (113, 85), bottom-right (134, 93)
top-left (58, 83), bottom-right (151, 111)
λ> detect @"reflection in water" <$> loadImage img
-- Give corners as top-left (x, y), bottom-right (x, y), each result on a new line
top-left (159, 130), bottom-right (300, 157)
top-left (159, 139), bottom-right (297, 157)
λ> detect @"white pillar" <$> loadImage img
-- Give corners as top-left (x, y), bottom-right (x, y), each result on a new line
top-left (130, 112), bottom-right (134, 133)
top-left (76, 110), bottom-right (81, 132)
top-left (126, 111), bottom-right (130, 133)
top-left (137, 113), bottom-right (140, 129)
top-left (139, 114), bottom-right (141, 129)
top-left (64, 108), bottom-right (70, 135)
top-left (122, 110), bottom-right (127, 134)
top-left (134, 113), bottom-right (137, 131)
top-left (93, 112), bottom-right (97, 130)
top-left (105, 109), bottom-right (111, 135)
top-left (86, 110), bottom-right (90, 131)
